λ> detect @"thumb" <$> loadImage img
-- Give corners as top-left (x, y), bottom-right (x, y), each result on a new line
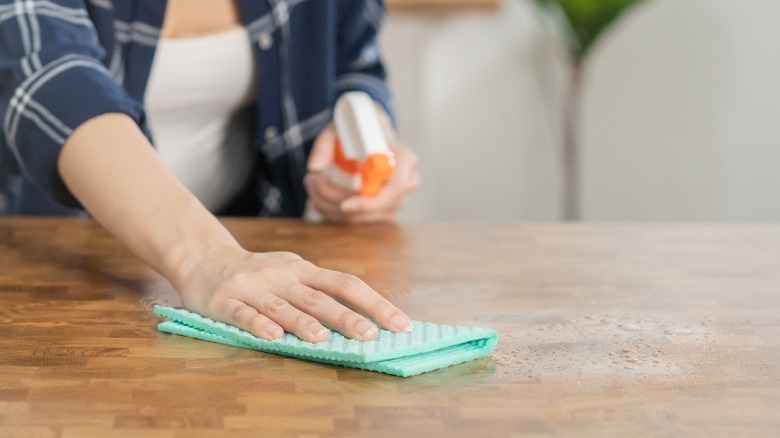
top-left (308, 123), bottom-right (337, 171)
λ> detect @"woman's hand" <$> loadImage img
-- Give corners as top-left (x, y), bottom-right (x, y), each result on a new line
top-left (305, 107), bottom-right (420, 224)
top-left (59, 114), bottom-right (411, 346)
top-left (176, 244), bottom-right (413, 343)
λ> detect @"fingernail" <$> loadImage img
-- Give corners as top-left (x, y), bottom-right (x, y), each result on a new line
top-left (391, 314), bottom-right (413, 332)
top-left (356, 320), bottom-right (378, 339)
top-left (266, 323), bottom-right (284, 339)
top-left (309, 321), bottom-right (330, 338)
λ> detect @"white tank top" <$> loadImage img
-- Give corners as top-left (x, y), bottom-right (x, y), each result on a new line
top-left (144, 27), bottom-right (257, 213)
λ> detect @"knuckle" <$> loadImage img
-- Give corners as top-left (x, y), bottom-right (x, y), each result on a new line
top-left (335, 274), bottom-right (364, 293)
top-left (247, 313), bottom-right (267, 331)
top-left (229, 303), bottom-right (243, 321)
top-left (301, 288), bottom-right (324, 308)
top-left (293, 312), bottom-right (313, 328)
top-left (289, 258), bottom-right (314, 272)
top-left (371, 298), bottom-right (393, 318)
top-left (337, 309), bottom-right (354, 327)
top-left (264, 297), bottom-right (289, 315)
top-left (229, 301), bottom-right (252, 323)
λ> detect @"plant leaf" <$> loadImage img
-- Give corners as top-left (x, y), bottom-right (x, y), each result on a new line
top-left (534, 0), bottom-right (646, 62)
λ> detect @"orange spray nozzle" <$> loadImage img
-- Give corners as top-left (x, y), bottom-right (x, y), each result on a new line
top-left (332, 91), bottom-right (396, 196)
top-left (333, 141), bottom-right (395, 196)
top-left (359, 151), bottom-right (396, 196)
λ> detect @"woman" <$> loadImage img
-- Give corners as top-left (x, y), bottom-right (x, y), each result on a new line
top-left (0, 0), bottom-right (419, 343)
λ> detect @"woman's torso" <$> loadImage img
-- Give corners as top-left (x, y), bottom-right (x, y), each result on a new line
top-left (144, 0), bottom-right (256, 213)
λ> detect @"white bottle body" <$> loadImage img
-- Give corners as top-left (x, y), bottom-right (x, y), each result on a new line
top-left (305, 92), bottom-right (391, 221)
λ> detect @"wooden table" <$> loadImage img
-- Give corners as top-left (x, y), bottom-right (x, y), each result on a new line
top-left (1, 218), bottom-right (779, 437)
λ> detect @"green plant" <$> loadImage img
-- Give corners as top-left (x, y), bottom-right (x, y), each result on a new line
top-left (536, 0), bottom-right (644, 64)
top-left (534, 0), bottom-right (646, 220)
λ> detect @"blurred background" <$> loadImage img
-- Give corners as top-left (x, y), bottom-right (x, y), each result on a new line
top-left (383, 0), bottom-right (780, 222)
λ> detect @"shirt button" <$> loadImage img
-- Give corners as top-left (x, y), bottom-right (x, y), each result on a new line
top-left (259, 33), bottom-right (273, 50)
top-left (264, 126), bottom-right (279, 142)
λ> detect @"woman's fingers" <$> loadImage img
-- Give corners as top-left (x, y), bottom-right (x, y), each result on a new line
top-left (307, 123), bottom-right (337, 171)
top-left (340, 191), bottom-right (403, 216)
top-left (214, 298), bottom-right (284, 341)
top-left (184, 249), bottom-right (409, 344)
top-left (337, 144), bottom-right (418, 218)
top-left (305, 123), bottom-right (419, 224)
top-left (303, 268), bottom-right (413, 333)
top-left (244, 290), bottom-right (331, 343)
top-left (281, 283), bottom-right (379, 341)
top-left (304, 172), bottom-right (354, 221)
top-left (304, 172), bottom-right (353, 205)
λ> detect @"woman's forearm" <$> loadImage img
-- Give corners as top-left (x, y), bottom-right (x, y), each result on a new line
top-left (57, 113), bottom-right (237, 289)
top-left (56, 112), bottom-right (413, 343)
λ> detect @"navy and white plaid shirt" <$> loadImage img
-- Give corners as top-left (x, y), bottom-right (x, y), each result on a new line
top-left (0, 0), bottom-right (393, 216)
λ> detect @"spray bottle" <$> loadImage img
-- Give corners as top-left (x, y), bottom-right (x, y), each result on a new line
top-left (305, 91), bottom-right (396, 221)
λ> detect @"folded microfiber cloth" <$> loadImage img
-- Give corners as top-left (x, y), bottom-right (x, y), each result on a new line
top-left (154, 306), bottom-right (498, 377)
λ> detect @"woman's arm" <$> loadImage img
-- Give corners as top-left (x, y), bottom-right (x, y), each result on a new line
top-left (59, 113), bottom-right (413, 342)
top-left (305, 1), bottom-right (420, 223)
top-left (306, 105), bottom-right (420, 224)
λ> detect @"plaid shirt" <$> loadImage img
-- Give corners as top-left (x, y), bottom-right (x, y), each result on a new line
top-left (0, 0), bottom-right (393, 216)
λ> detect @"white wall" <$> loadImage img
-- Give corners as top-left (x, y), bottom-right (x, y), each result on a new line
top-left (382, 0), bottom-right (780, 222)
top-left (583, 0), bottom-right (780, 221)
top-left (382, 0), bottom-right (564, 221)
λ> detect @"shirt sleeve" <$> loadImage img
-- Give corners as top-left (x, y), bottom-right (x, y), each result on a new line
top-left (0, 0), bottom-right (145, 208)
top-left (335, 0), bottom-right (395, 122)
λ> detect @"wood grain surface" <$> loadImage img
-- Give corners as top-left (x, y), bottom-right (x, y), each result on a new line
top-left (386, 0), bottom-right (499, 12)
top-left (1, 218), bottom-right (779, 437)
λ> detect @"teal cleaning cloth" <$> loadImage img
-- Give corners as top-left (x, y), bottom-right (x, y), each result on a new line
top-left (154, 306), bottom-right (497, 377)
